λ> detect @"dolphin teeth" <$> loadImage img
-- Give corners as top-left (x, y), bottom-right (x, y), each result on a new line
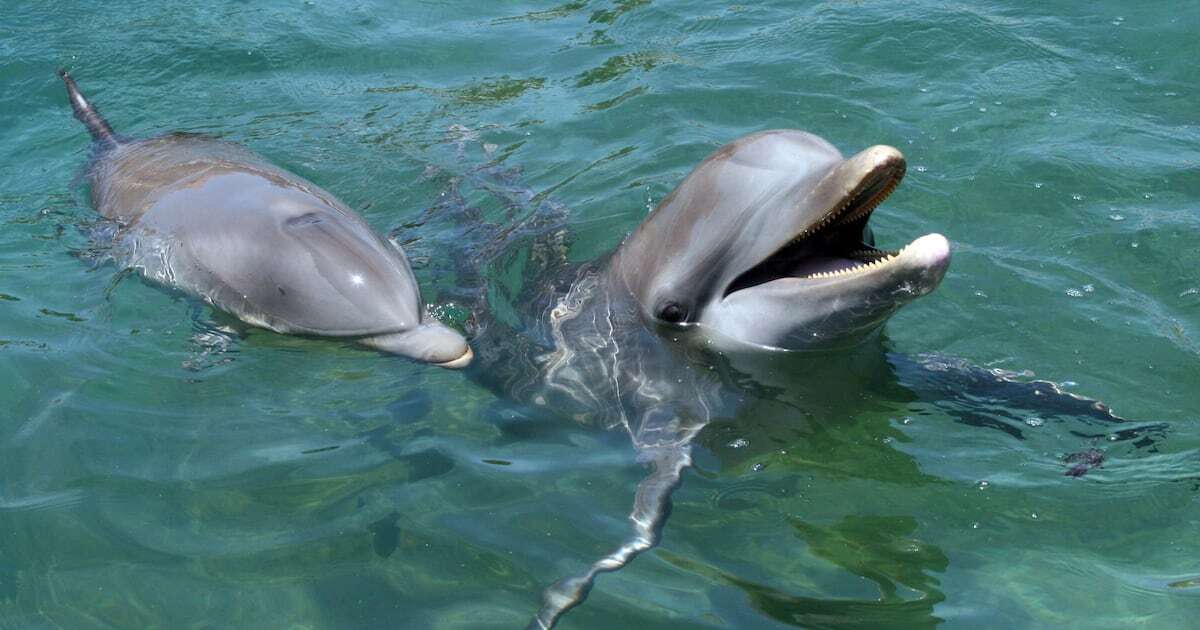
top-left (833, 174), bottom-right (903, 228)
top-left (802, 248), bottom-right (909, 280)
top-left (802, 244), bottom-right (915, 280)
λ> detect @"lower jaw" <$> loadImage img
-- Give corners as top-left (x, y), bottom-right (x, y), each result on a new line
top-left (791, 233), bottom-right (949, 283)
top-left (434, 346), bottom-right (474, 369)
top-left (357, 327), bottom-right (474, 368)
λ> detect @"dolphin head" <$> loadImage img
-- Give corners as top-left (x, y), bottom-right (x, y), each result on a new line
top-left (143, 171), bottom-right (473, 368)
top-left (268, 204), bottom-right (473, 367)
top-left (611, 129), bottom-right (950, 351)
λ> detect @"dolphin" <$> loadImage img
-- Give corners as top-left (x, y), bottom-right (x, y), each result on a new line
top-left (58, 71), bottom-right (471, 367)
top-left (440, 129), bottom-right (950, 626)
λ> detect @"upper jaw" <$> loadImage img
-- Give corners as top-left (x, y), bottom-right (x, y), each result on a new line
top-left (723, 145), bottom-right (910, 297)
top-left (792, 144), bottom-right (907, 242)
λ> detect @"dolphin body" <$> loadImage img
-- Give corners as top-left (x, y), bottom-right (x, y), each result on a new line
top-left (452, 130), bottom-right (951, 626)
top-left (58, 71), bottom-right (471, 367)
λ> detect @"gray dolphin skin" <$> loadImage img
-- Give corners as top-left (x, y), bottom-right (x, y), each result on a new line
top-left (58, 71), bottom-right (471, 367)
top-left (453, 129), bottom-right (950, 627)
top-left (611, 129), bottom-right (950, 351)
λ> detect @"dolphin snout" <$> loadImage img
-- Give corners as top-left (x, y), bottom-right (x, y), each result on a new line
top-left (358, 322), bottom-right (473, 368)
top-left (905, 233), bottom-right (951, 294)
top-left (435, 345), bottom-right (474, 369)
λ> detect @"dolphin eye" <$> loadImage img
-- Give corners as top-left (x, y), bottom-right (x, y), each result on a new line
top-left (658, 302), bottom-right (687, 324)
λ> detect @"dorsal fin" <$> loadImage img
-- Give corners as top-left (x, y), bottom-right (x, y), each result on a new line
top-left (58, 70), bottom-right (118, 147)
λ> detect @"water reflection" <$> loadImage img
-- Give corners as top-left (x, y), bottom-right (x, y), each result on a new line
top-left (653, 514), bottom-right (948, 629)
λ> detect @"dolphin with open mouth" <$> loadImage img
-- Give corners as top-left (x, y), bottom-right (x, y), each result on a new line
top-left (443, 129), bottom-right (950, 627)
top-left (58, 71), bottom-right (471, 367)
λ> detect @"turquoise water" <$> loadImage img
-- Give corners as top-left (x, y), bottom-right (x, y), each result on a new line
top-left (3, 1), bottom-right (1199, 627)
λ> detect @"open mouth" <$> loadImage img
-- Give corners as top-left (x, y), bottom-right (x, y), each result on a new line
top-left (725, 152), bottom-right (920, 295)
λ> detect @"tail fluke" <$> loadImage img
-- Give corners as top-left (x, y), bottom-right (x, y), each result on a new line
top-left (58, 70), bottom-right (117, 146)
top-left (528, 445), bottom-right (692, 629)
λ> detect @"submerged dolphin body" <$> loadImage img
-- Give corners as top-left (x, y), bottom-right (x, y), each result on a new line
top-left (58, 71), bottom-right (471, 367)
top-left (451, 130), bottom-right (951, 626)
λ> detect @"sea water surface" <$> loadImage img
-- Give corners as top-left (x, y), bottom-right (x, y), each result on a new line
top-left (2, 1), bottom-right (1198, 627)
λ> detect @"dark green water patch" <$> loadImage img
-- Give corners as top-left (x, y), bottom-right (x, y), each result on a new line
top-left (37, 309), bottom-right (85, 322)
top-left (577, 52), bottom-right (678, 86)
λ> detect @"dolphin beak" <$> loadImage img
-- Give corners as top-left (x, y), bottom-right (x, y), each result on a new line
top-left (434, 345), bottom-right (474, 369)
top-left (358, 322), bottom-right (473, 368)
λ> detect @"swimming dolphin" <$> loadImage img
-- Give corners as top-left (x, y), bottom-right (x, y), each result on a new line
top-left (58, 71), bottom-right (471, 367)
top-left (440, 129), bottom-right (950, 626)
